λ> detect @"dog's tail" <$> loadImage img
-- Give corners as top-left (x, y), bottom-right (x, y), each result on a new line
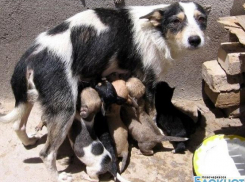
top-left (120, 151), bottom-right (128, 173)
top-left (115, 173), bottom-right (131, 182)
top-left (156, 135), bottom-right (188, 142)
top-left (0, 103), bottom-right (27, 123)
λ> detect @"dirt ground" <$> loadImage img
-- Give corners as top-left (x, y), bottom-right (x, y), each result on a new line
top-left (0, 98), bottom-right (244, 182)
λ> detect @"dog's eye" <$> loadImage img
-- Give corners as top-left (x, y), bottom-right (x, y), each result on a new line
top-left (197, 16), bottom-right (206, 23)
top-left (172, 19), bottom-right (181, 25)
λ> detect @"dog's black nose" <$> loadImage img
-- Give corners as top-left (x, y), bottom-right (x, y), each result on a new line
top-left (188, 36), bottom-right (201, 47)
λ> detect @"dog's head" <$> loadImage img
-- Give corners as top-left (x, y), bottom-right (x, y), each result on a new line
top-left (141, 2), bottom-right (209, 51)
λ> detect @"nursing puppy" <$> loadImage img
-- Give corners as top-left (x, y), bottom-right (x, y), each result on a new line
top-left (95, 79), bottom-right (127, 113)
top-left (106, 80), bottom-right (129, 173)
top-left (121, 78), bottom-right (187, 155)
top-left (0, 2), bottom-right (209, 181)
top-left (94, 112), bottom-right (119, 179)
top-left (69, 88), bottom-right (130, 182)
top-left (69, 117), bottom-right (130, 182)
top-left (79, 87), bottom-right (102, 121)
top-left (155, 82), bottom-right (200, 153)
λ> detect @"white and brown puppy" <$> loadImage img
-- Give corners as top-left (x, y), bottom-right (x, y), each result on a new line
top-left (69, 87), bottom-right (130, 182)
top-left (121, 78), bottom-right (187, 155)
top-left (0, 2), bottom-right (209, 181)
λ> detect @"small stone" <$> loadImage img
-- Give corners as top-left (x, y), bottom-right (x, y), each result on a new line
top-left (204, 82), bottom-right (245, 108)
top-left (202, 60), bottom-right (242, 92)
top-left (218, 42), bottom-right (245, 75)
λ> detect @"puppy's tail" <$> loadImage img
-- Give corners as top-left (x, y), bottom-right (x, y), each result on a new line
top-left (120, 151), bottom-right (128, 173)
top-left (156, 135), bottom-right (188, 142)
top-left (0, 103), bottom-right (27, 123)
top-left (115, 173), bottom-right (131, 182)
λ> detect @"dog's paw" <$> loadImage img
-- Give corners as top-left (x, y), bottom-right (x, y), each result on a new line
top-left (23, 133), bottom-right (40, 146)
top-left (58, 172), bottom-right (73, 182)
top-left (58, 156), bottom-right (72, 166)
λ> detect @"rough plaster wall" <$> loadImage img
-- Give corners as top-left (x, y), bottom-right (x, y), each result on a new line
top-left (0, 0), bottom-right (244, 101)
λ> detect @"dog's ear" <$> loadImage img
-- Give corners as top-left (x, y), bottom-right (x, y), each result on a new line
top-left (203, 5), bottom-right (211, 15)
top-left (139, 10), bottom-right (163, 27)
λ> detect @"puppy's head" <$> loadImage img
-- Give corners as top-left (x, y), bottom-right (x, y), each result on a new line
top-left (141, 2), bottom-right (209, 51)
top-left (155, 82), bottom-right (175, 104)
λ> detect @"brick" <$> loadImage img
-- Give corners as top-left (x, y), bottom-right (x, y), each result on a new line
top-left (217, 42), bottom-right (245, 75)
top-left (204, 82), bottom-right (245, 108)
top-left (224, 104), bottom-right (245, 118)
top-left (202, 60), bottom-right (242, 92)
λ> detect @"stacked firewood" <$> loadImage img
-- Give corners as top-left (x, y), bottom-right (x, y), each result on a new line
top-left (202, 7), bottom-right (245, 118)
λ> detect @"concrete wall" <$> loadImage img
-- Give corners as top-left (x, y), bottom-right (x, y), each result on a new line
top-left (0, 0), bottom-right (244, 101)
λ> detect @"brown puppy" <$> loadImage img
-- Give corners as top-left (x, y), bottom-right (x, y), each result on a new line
top-left (121, 78), bottom-right (187, 155)
top-left (106, 80), bottom-right (129, 173)
top-left (79, 87), bottom-right (102, 121)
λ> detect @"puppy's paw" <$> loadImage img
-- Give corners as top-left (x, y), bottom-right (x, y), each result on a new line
top-left (81, 171), bottom-right (99, 182)
top-left (58, 172), bottom-right (73, 182)
top-left (135, 149), bottom-right (143, 155)
top-left (141, 150), bottom-right (154, 156)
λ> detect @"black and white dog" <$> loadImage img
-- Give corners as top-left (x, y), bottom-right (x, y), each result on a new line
top-left (0, 2), bottom-right (209, 182)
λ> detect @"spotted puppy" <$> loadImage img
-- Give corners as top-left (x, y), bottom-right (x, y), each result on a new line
top-left (94, 112), bottom-right (119, 180)
top-left (121, 78), bottom-right (187, 155)
top-left (69, 87), bottom-right (130, 182)
top-left (0, 2), bottom-right (209, 181)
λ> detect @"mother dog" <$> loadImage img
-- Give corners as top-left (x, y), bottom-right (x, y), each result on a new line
top-left (0, 2), bottom-right (208, 181)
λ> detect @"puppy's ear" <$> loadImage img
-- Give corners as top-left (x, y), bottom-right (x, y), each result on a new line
top-left (140, 10), bottom-right (163, 27)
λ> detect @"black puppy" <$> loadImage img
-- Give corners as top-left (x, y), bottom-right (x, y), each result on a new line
top-left (95, 79), bottom-right (127, 114)
top-left (155, 82), bottom-right (201, 153)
